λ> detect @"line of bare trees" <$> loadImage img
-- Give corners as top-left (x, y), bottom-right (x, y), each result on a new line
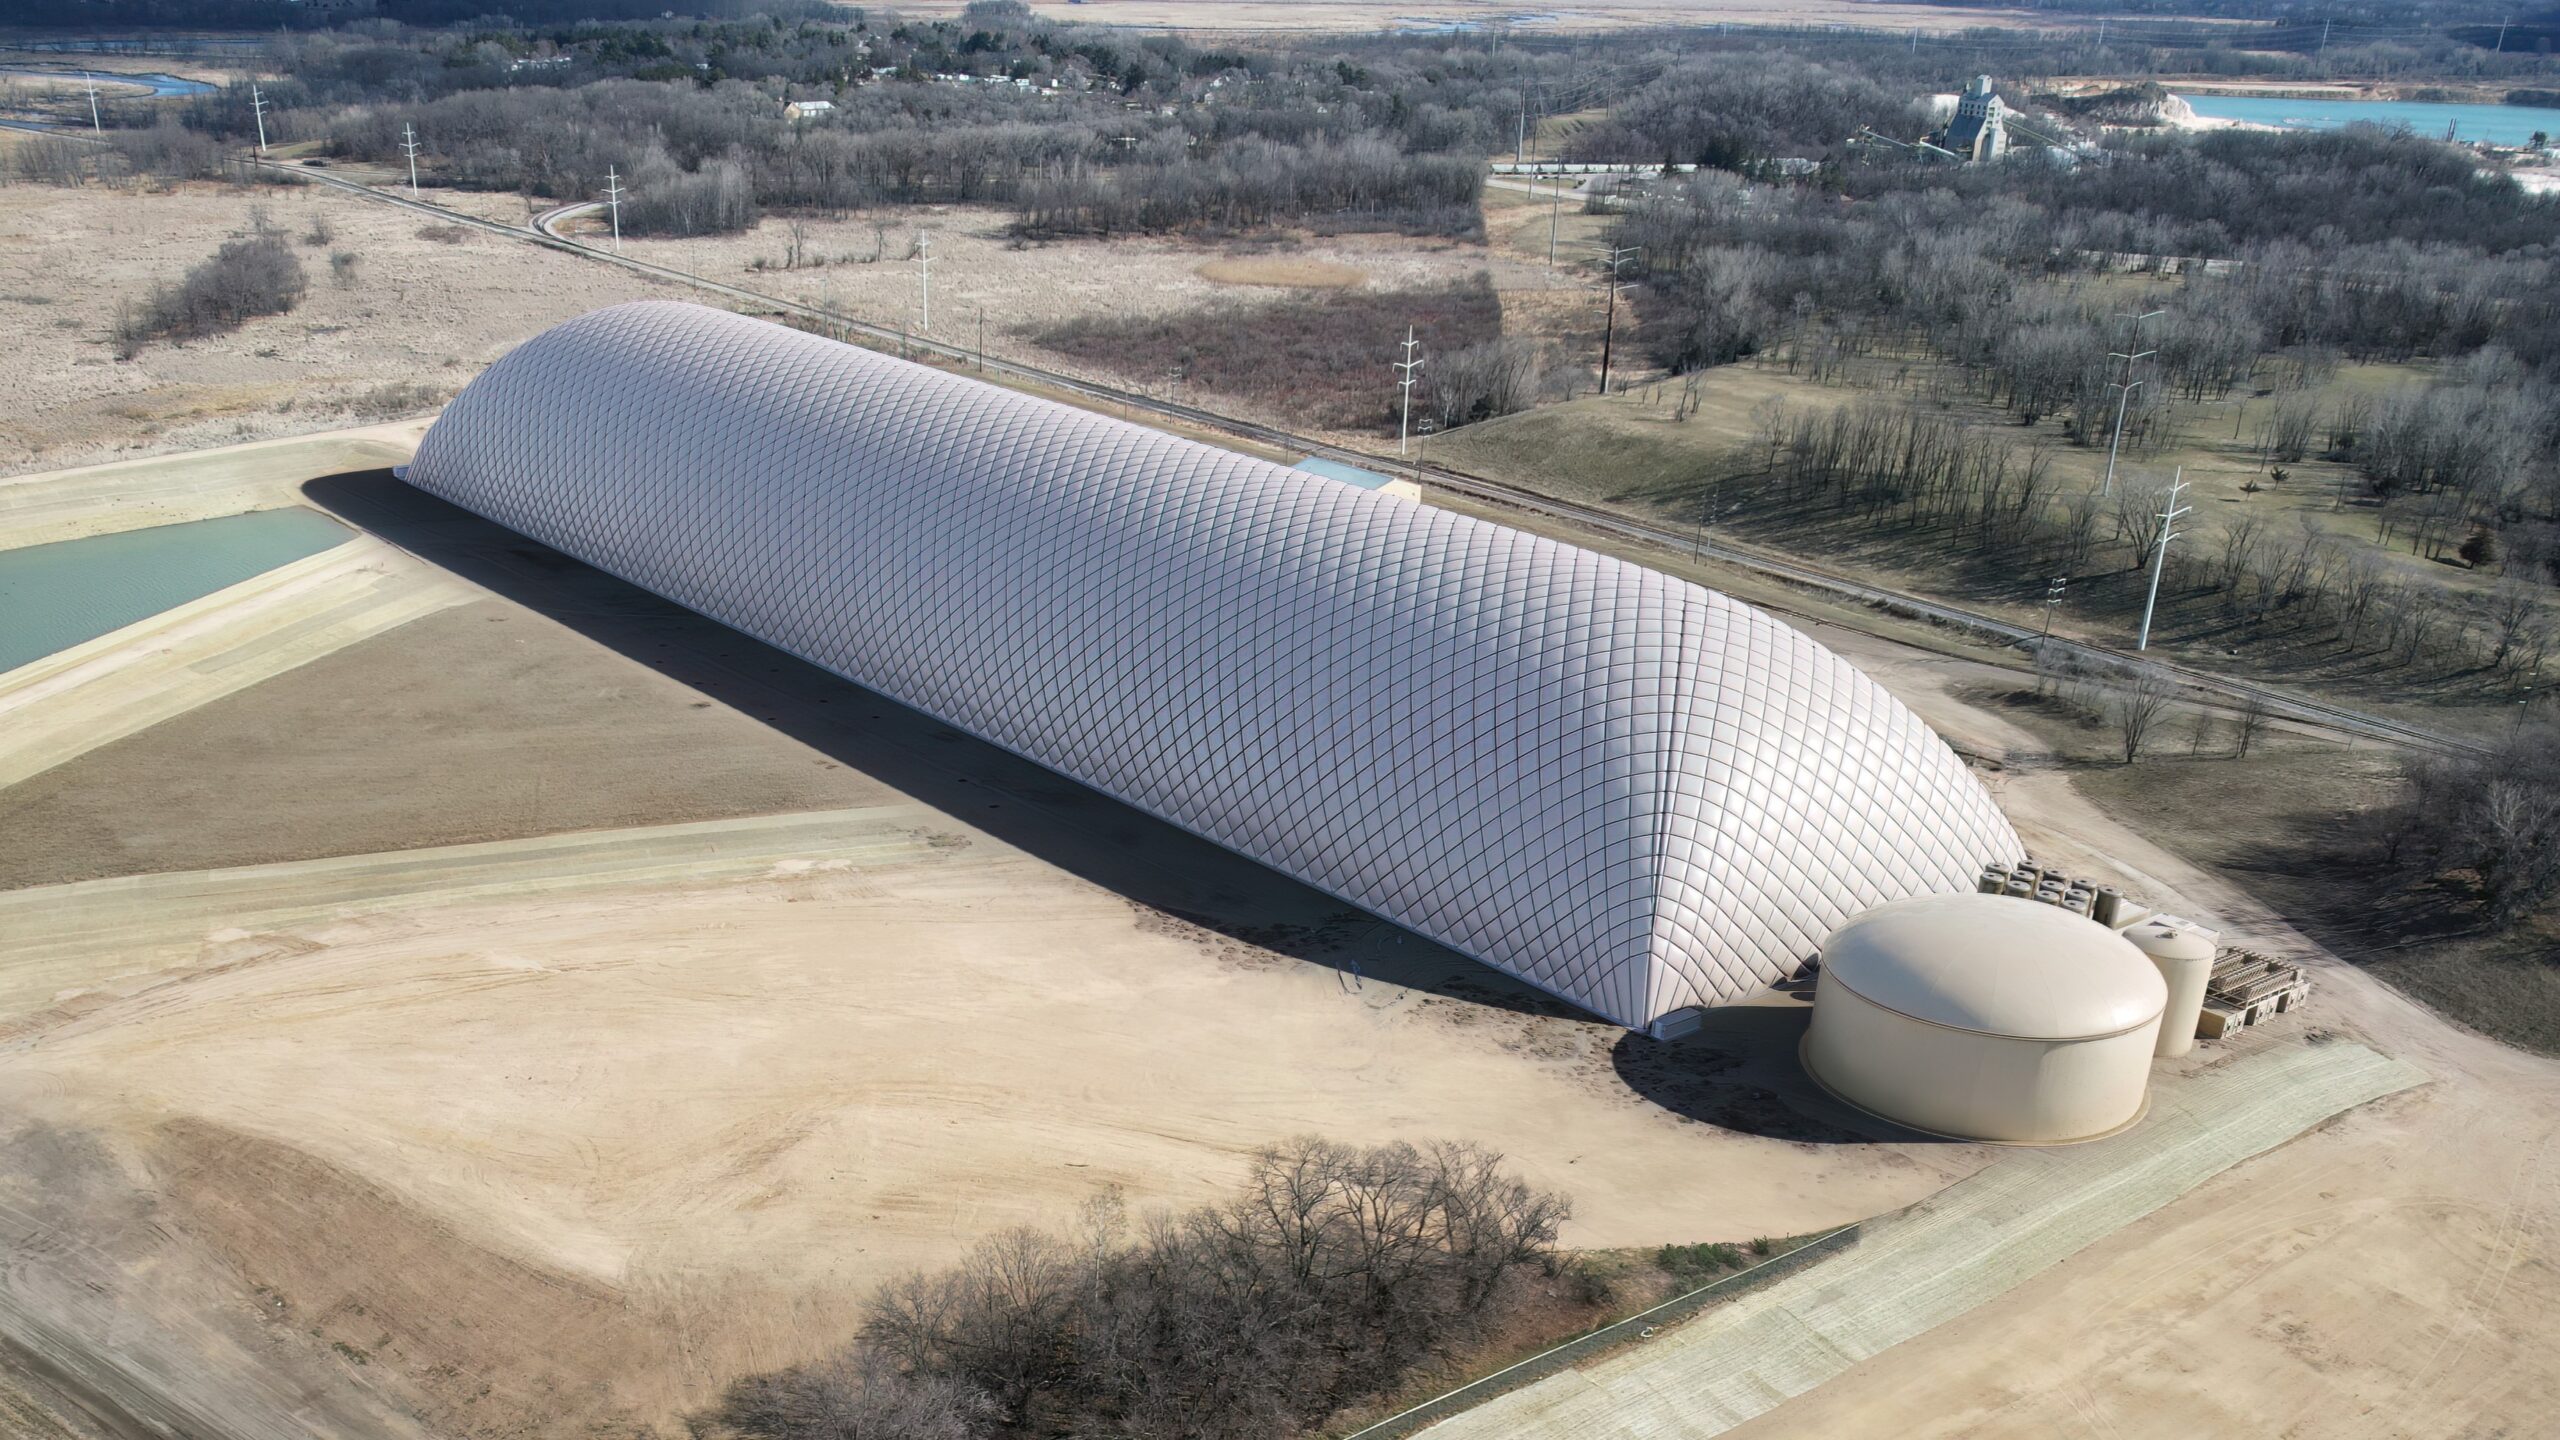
top-left (707, 1137), bottom-right (1568, 1440)
top-left (2365, 722), bottom-right (2560, 927)
top-left (1750, 397), bottom-right (2552, 681)
top-left (1011, 136), bottom-right (1482, 238)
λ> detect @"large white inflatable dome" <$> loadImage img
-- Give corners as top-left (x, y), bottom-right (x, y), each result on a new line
top-left (405, 302), bottom-right (2022, 1030)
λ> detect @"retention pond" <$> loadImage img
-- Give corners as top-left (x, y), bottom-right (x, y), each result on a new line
top-left (0, 507), bottom-right (354, 673)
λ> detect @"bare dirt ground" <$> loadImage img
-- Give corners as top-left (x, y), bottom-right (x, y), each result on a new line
top-left (0, 598), bottom-right (891, 889)
top-left (1704, 786), bottom-right (2560, 1440)
top-left (1, 424), bottom-right (2550, 1440)
top-left (0, 440), bottom-right (1996, 1438)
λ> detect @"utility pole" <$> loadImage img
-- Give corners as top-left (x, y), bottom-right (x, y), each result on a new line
top-left (916, 231), bottom-right (933, 332)
top-left (400, 122), bottom-right (421, 197)
top-left (2101, 309), bottom-right (2163, 498)
top-left (250, 82), bottom-right (270, 155)
top-left (1598, 245), bottom-right (1640, 395)
top-left (83, 72), bottom-right (101, 136)
top-left (1394, 325), bottom-right (1424, 456)
top-left (2137, 469), bottom-right (2191, 651)
top-left (976, 305), bottom-right (986, 373)
top-left (2042, 575), bottom-right (2068, 639)
top-left (2495, 18), bottom-right (2509, 52)
top-left (1516, 100), bottom-right (1526, 165)
top-left (2319, 18), bottom-right (2332, 52)
top-left (1548, 165), bottom-right (1562, 270)
top-left (603, 165), bottom-right (626, 252)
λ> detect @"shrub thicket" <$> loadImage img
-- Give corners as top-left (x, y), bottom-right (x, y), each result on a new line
top-left (710, 1137), bottom-right (1567, 1440)
top-left (114, 229), bottom-right (307, 357)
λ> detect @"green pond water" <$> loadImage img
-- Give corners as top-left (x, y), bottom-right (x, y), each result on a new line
top-left (0, 507), bottom-right (355, 673)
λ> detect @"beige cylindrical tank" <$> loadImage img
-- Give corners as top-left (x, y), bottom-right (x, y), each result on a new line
top-left (2125, 918), bottom-right (2216, 1058)
top-left (1804, 894), bottom-right (2167, 1144)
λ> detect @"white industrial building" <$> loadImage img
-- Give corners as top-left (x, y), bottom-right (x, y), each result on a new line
top-left (404, 302), bottom-right (2021, 1033)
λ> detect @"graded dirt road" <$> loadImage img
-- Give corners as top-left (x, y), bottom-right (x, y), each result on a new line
top-left (1426, 1038), bottom-right (2426, 1439)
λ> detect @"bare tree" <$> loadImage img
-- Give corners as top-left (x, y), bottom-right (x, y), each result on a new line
top-left (844, 1137), bottom-right (1566, 1440)
top-left (2233, 690), bottom-right (2273, 760)
top-left (2114, 666), bottom-right (2177, 765)
top-left (2215, 510), bottom-right (2266, 594)
top-left (711, 1348), bottom-right (999, 1440)
top-left (2487, 578), bottom-right (2543, 673)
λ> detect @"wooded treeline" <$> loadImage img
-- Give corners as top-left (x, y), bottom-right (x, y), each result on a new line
top-left (705, 1138), bottom-right (1571, 1440)
top-left (1611, 118), bottom-right (2560, 642)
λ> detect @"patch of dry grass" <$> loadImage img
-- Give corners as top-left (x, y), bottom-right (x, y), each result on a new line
top-left (1194, 255), bottom-right (1367, 288)
top-left (1034, 276), bottom-right (1504, 432)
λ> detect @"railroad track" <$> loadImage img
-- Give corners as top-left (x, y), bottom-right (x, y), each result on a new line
top-left (238, 156), bottom-right (2493, 758)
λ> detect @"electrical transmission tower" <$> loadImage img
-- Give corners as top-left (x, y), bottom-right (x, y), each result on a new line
top-left (250, 82), bottom-right (270, 155)
top-left (400, 122), bottom-right (421, 197)
top-left (2100, 308), bottom-right (2162, 498)
top-left (2137, 469), bottom-right (2191, 651)
top-left (603, 166), bottom-right (626, 253)
top-left (1394, 325), bottom-right (1424, 456)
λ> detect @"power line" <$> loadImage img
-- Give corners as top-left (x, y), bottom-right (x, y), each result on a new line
top-left (2101, 310), bottom-right (2162, 500)
top-left (2138, 469), bottom-right (2192, 652)
top-left (1598, 245), bottom-right (1641, 395)
top-left (916, 230), bottom-right (933, 332)
top-left (1394, 324), bottom-right (1424, 456)
top-left (603, 164), bottom-right (626, 253)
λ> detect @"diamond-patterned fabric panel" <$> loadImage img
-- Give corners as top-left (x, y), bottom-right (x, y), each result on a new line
top-left (405, 302), bottom-right (2021, 1029)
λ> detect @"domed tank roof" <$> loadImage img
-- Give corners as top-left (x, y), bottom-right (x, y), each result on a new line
top-left (1820, 894), bottom-right (2167, 1040)
top-left (2123, 916), bottom-right (2217, 963)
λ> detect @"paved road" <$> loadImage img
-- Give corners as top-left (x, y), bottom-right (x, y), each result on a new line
top-left (92, 149), bottom-right (2490, 758)
top-left (1421, 1038), bottom-right (2425, 1439)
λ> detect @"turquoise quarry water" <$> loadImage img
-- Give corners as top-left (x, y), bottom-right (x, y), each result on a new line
top-left (2177, 93), bottom-right (2560, 147)
top-left (0, 508), bottom-right (353, 673)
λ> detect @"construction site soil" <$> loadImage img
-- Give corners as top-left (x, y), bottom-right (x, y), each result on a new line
top-left (0, 449), bottom-right (2002, 1437)
top-left (3, 432), bottom-right (2555, 1440)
